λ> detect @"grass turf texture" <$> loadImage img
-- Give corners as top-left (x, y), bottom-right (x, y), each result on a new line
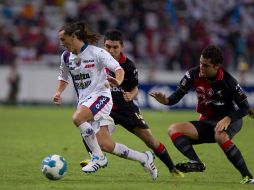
top-left (0, 106), bottom-right (253, 190)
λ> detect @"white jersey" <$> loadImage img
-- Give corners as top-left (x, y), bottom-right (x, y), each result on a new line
top-left (58, 44), bottom-right (122, 103)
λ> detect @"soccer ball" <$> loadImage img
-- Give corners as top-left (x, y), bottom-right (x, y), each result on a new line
top-left (41, 154), bottom-right (67, 180)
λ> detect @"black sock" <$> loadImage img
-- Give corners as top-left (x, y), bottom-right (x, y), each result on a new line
top-left (221, 140), bottom-right (253, 178)
top-left (170, 132), bottom-right (201, 162)
top-left (154, 143), bottom-right (175, 171)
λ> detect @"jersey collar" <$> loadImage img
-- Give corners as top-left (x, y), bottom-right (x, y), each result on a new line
top-left (118, 52), bottom-right (126, 64)
top-left (80, 43), bottom-right (88, 53)
top-left (199, 67), bottom-right (224, 81)
top-left (215, 67), bottom-right (224, 81)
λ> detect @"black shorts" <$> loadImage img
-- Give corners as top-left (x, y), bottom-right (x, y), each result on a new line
top-left (190, 119), bottom-right (242, 144)
top-left (110, 106), bottom-right (149, 133)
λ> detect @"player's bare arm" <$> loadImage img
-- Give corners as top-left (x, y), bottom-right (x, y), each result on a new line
top-left (53, 80), bottom-right (68, 105)
top-left (107, 68), bottom-right (124, 86)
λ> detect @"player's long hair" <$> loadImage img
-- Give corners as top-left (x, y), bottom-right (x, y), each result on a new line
top-left (60, 21), bottom-right (100, 44)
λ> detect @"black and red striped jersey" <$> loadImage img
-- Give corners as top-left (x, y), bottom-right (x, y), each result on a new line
top-left (177, 66), bottom-right (248, 120)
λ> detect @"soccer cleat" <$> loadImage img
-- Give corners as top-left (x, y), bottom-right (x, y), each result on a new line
top-left (82, 154), bottom-right (108, 173)
top-left (142, 151), bottom-right (158, 181)
top-left (175, 161), bottom-right (206, 173)
top-left (80, 152), bottom-right (92, 168)
top-left (240, 176), bottom-right (254, 184)
top-left (80, 159), bottom-right (90, 168)
top-left (170, 167), bottom-right (184, 177)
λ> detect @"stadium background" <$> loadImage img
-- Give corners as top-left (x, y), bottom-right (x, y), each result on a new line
top-left (1, 1), bottom-right (254, 189)
top-left (0, 0), bottom-right (254, 109)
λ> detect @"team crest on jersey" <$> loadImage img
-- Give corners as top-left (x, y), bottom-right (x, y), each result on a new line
top-left (74, 57), bottom-right (81, 66)
top-left (196, 86), bottom-right (211, 105)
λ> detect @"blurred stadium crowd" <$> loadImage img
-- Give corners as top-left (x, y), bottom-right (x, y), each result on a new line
top-left (0, 0), bottom-right (254, 71)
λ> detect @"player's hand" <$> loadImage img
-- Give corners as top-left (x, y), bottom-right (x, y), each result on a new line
top-left (123, 91), bottom-right (132, 102)
top-left (149, 91), bottom-right (169, 105)
top-left (214, 116), bottom-right (231, 132)
top-left (53, 92), bottom-right (62, 106)
top-left (104, 80), bottom-right (111, 88)
top-left (107, 75), bottom-right (121, 87)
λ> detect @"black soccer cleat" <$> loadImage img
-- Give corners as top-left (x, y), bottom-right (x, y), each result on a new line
top-left (175, 161), bottom-right (206, 173)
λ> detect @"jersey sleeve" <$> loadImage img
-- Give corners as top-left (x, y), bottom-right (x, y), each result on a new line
top-left (166, 68), bottom-right (195, 105)
top-left (96, 48), bottom-right (122, 72)
top-left (178, 68), bottom-right (195, 93)
top-left (228, 79), bottom-right (249, 120)
top-left (58, 52), bottom-right (70, 83)
top-left (230, 79), bottom-right (248, 104)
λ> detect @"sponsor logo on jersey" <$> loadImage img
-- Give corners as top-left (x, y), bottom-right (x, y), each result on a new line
top-left (84, 64), bottom-right (95, 68)
top-left (196, 86), bottom-right (211, 105)
top-left (73, 73), bottom-right (90, 80)
top-left (82, 59), bottom-right (95, 63)
top-left (111, 86), bottom-right (122, 92)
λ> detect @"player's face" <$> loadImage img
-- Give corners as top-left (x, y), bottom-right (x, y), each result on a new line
top-left (199, 55), bottom-right (219, 77)
top-left (58, 30), bottom-right (75, 52)
top-left (104, 40), bottom-right (123, 61)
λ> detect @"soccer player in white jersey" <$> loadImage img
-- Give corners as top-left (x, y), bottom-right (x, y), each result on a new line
top-left (53, 21), bottom-right (157, 180)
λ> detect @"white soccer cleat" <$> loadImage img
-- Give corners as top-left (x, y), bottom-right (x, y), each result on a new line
top-left (143, 151), bottom-right (158, 181)
top-left (82, 154), bottom-right (108, 173)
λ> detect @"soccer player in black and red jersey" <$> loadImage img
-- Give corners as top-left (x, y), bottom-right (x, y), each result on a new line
top-left (81, 29), bottom-right (184, 177)
top-left (150, 45), bottom-right (254, 184)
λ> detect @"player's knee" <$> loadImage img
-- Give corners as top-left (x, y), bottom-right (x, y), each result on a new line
top-left (168, 123), bottom-right (178, 136)
top-left (72, 113), bottom-right (81, 127)
top-left (72, 112), bottom-right (86, 127)
top-left (214, 132), bottom-right (228, 145)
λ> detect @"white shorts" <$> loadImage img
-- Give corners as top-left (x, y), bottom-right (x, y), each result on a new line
top-left (90, 116), bottom-right (116, 134)
top-left (78, 92), bottom-right (114, 134)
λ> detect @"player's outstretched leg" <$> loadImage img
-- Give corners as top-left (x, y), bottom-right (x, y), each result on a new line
top-left (80, 150), bottom-right (158, 180)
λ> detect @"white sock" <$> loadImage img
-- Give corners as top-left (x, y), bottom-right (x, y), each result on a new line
top-left (113, 143), bottom-right (146, 163)
top-left (79, 122), bottom-right (104, 157)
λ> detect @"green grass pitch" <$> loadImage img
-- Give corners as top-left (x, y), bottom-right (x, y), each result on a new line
top-left (0, 106), bottom-right (253, 190)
